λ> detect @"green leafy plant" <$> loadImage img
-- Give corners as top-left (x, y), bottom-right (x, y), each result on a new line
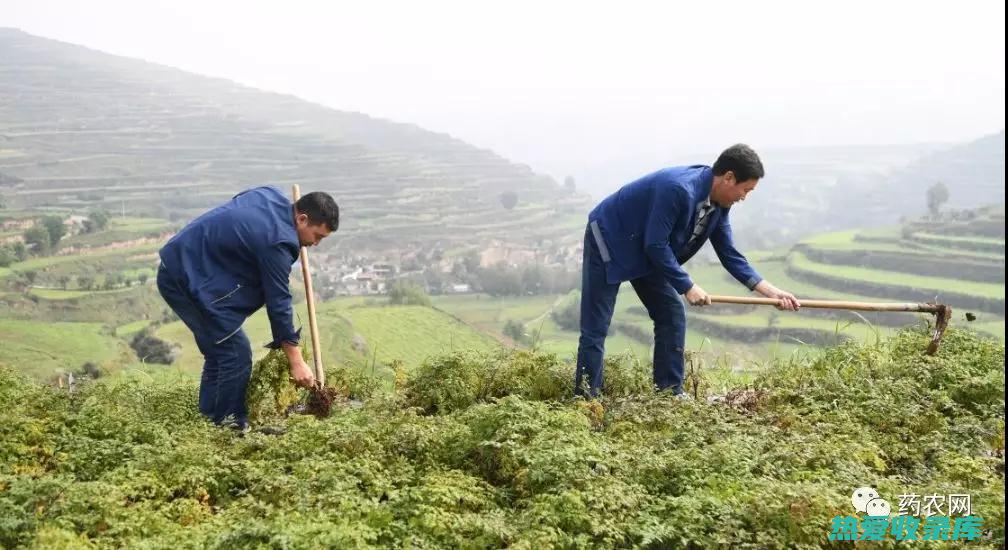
top-left (0, 326), bottom-right (1002, 548)
top-left (245, 348), bottom-right (304, 423)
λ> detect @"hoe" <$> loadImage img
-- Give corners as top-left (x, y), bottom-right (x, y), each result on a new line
top-left (709, 296), bottom-right (952, 355)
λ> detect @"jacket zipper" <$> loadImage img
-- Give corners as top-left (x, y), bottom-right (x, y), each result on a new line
top-left (211, 284), bottom-right (242, 304)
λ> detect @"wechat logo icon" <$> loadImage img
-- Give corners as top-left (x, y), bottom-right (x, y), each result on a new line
top-left (852, 486), bottom-right (891, 516)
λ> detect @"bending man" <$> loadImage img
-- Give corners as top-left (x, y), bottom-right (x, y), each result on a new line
top-left (157, 186), bottom-right (338, 427)
top-left (576, 144), bottom-right (800, 397)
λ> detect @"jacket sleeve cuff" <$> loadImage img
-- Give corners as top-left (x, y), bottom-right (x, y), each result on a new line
top-left (674, 278), bottom-right (695, 295)
top-left (745, 276), bottom-right (762, 291)
top-left (264, 327), bottom-right (302, 349)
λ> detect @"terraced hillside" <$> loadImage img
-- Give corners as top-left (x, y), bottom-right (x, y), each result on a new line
top-left (686, 205), bottom-right (1005, 347)
top-left (0, 28), bottom-right (592, 253)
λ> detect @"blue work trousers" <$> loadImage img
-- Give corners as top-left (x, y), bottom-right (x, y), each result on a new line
top-left (157, 266), bottom-right (252, 428)
top-left (575, 225), bottom-right (687, 396)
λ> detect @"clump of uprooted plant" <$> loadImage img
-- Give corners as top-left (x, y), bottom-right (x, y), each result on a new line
top-left (1, 325), bottom-right (1003, 548)
top-left (246, 348), bottom-right (382, 421)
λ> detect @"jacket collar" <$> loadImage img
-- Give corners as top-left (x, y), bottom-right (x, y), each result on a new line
top-left (697, 166), bottom-right (714, 207)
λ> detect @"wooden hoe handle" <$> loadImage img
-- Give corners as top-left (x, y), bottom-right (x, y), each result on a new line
top-left (292, 184), bottom-right (325, 386)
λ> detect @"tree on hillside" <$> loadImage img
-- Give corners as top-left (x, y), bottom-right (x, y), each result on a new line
top-left (499, 191), bottom-right (518, 210)
top-left (462, 250), bottom-right (482, 273)
top-left (520, 264), bottom-right (544, 294)
top-left (12, 241), bottom-right (27, 262)
top-left (78, 361), bottom-right (103, 379)
top-left (130, 329), bottom-right (176, 365)
top-left (551, 291), bottom-right (581, 331)
top-left (77, 275), bottom-right (94, 291)
top-left (23, 270), bottom-right (37, 286)
top-left (0, 246), bottom-right (15, 268)
top-left (41, 215), bottom-right (66, 248)
top-left (478, 264), bottom-right (522, 297)
top-left (84, 209), bottom-right (110, 233)
top-left (541, 266), bottom-right (580, 294)
top-left (422, 267), bottom-right (444, 295)
top-left (926, 182), bottom-right (950, 217)
top-left (103, 273), bottom-right (126, 290)
top-left (503, 319), bottom-right (526, 344)
top-left (387, 280), bottom-right (432, 306)
top-left (58, 275), bottom-right (70, 290)
top-left (23, 226), bottom-right (50, 255)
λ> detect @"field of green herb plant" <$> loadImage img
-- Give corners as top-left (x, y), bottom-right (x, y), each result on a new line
top-left (1, 325), bottom-right (1003, 548)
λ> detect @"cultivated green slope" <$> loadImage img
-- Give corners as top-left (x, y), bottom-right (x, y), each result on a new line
top-left (0, 327), bottom-right (1002, 547)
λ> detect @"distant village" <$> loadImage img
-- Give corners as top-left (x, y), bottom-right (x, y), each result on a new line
top-left (309, 237), bottom-right (583, 299)
top-left (2, 209), bottom-right (585, 299)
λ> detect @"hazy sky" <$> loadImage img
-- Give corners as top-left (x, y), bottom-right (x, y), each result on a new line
top-left (3, 0), bottom-right (1005, 188)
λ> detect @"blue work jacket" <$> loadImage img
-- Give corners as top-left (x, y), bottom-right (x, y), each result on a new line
top-left (587, 165), bottom-right (762, 294)
top-left (158, 186), bottom-right (301, 347)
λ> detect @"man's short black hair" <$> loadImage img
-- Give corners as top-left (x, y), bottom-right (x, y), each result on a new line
top-left (296, 192), bottom-right (339, 231)
top-left (712, 144), bottom-right (765, 183)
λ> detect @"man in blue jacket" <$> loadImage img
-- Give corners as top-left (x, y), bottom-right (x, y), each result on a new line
top-left (157, 186), bottom-right (339, 428)
top-left (576, 144), bottom-right (800, 397)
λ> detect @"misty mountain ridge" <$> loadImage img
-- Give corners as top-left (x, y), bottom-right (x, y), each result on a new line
top-left (1, 27), bottom-right (1002, 255)
top-left (0, 28), bottom-right (591, 255)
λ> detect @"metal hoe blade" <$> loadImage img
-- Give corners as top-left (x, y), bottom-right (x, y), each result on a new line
top-left (926, 304), bottom-right (952, 356)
